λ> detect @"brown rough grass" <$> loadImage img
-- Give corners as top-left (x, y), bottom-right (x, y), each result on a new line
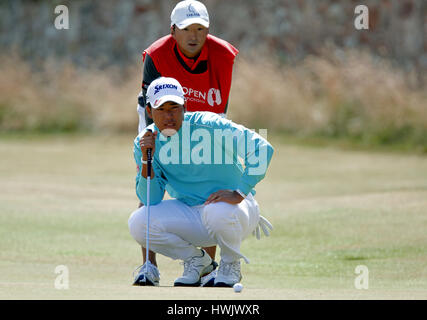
top-left (1, 50), bottom-right (426, 148)
top-left (0, 55), bottom-right (139, 132)
top-left (229, 49), bottom-right (427, 144)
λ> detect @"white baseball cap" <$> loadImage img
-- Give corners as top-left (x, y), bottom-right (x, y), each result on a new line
top-left (146, 77), bottom-right (185, 108)
top-left (170, 0), bottom-right (209, 29)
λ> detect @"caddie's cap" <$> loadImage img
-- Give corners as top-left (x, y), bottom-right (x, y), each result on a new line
top-left (146, 77), bottom-right (185, 109)
top-left (170, 0), bottom-right (209, 29)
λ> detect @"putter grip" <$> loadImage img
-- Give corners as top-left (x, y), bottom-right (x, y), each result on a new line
top-left (146, 129), bottom-right (152, 178)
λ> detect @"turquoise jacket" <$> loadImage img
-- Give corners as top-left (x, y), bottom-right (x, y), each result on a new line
top-left (133, 112), bottom-right (274, 206)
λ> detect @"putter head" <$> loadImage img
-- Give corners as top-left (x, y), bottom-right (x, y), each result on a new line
top-left (132, 272), bottom-right (156, 286)
top-left (132, 262), bottom-right (160, 286)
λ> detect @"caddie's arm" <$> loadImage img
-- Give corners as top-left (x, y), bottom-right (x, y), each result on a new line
top-left (139, 130), bottom-right (157, 179)
top-left (141, 55), bottom-right (161, 126)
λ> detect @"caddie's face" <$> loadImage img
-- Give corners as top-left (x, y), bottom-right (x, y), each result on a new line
top-left (171, 23), bottom-right (208, 58)
top-left (148, 101), bottom-right (185, 137)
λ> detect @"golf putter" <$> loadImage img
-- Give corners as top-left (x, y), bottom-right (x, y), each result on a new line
top-left (143, 129), bottom-right (153, 284)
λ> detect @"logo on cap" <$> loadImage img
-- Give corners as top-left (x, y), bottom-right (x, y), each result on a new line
top-left (154, 84), bottom-right (178, 95)
top-left (187, 3), bottom-right (201, 17)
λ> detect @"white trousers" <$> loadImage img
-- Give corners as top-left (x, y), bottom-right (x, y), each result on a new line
top-left (128, 194), bottom-right (260, 263)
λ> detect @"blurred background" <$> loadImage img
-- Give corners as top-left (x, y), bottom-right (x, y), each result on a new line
top-left (0, 0), bottom-right (426, 150)
top-left (1, 1), bottom-right (427, 300)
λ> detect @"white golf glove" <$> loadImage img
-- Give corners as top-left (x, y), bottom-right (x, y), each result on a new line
top-left (253, 215), bottom-right (273, 240)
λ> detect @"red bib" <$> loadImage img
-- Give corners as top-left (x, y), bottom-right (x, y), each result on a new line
top-left (143, 35), bottom-right (238, 113)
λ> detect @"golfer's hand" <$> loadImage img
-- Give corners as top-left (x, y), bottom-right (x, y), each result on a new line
top-left (139, 130), bottom-right (158, 161)
top-left (204, 190), bottom-right (244, 205)
top-left (139, 130), bottom-right (157, 178)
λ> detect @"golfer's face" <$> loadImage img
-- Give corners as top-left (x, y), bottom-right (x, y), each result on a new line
top-left (151, 102), bottom-right (185, 136)
top-left (172, 24), bottom-right (208, 58)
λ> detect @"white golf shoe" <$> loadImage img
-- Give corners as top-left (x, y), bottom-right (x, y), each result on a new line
top-left (174, 249), bottom-right (214, 287)
top-left (214, 260), bottom-right (242, 287)
top-left (132, 261), bottom-right (160, 286)
top-left (200, 269), bottom-right (217, 287)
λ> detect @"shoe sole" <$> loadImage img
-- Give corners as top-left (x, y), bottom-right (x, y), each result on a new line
top-left (213, 282), bottom-right (233, 288)
top-left (213, 273), bottom-right (242, 288)
top-left (173, 281), bottom-right (201, 287)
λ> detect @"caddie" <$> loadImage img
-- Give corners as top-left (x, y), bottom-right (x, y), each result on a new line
top-left (134, 0), bottom-right (239, 285)
top-left (128, 77), bottom-right (274, 287)
top-left (137, 0), bottom-right (239, 131)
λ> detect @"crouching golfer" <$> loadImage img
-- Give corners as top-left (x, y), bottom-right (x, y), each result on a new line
top-left (128, 77), bottom-right (274, 287)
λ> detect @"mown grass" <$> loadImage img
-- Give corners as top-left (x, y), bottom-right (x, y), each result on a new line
top-left (0, 134), bottom-right (426, 299)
